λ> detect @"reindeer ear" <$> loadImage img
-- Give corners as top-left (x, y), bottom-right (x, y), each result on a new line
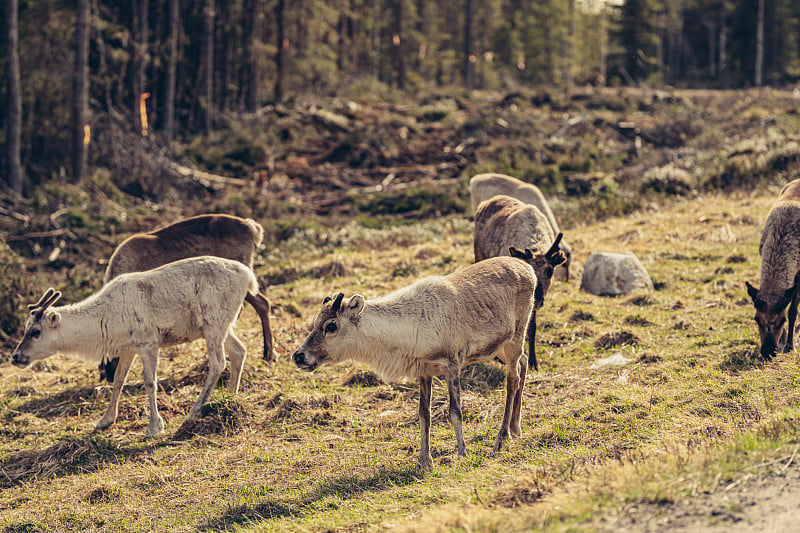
top-left (346, 294), bottom-right (365, 318)
top-left (776, 286), bottom-right (798, 311)
top-left (509, 246), bottom-right (533, 260)
top-left (746, 281), bottom-right (767, 311)
top-left (323, 295), bottom-right (332, 304)
top-left (47, 311), bottom-right (61, 328)
top-left (745, 281), bottom-right (759, 303)
top-left (548, 251), bottom-right (567, 267)
top-left (509, 246), bottom-right (526, 259)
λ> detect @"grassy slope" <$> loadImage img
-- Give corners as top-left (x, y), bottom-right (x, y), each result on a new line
top-left (2, 188), bottom-right (800, 532)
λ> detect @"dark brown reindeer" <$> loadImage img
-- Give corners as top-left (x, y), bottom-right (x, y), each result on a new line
top-left (99, 214), bottom-right (277, 382)
top-left (746, 179), bottom-right (800, 358)
top-left (473, 194), bottom-right (566, 371)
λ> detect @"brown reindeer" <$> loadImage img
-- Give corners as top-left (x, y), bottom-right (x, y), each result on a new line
top-left (470, 173), bottom-right (572, 280)
top-left (473, 194), bottom-right (566, 371)
top-left (99, 214), bottom-right (277, 381)
top-left (746, 179), bottom-right (800, 358)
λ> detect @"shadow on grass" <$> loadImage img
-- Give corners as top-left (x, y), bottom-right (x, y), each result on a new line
top-left (0, 432), bottom-right (183, 488)
top-left (198, 466), bottom-right (419, 531)
top-left (12, 376), bottom-right (189, 420)
top-left (13, 385), bottom-right (107, 419)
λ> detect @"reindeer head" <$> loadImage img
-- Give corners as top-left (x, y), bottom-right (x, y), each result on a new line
top-left (746, 281), bottom-right (797, 358)
top-left (292, 292), bottom-right (365, 371)
top-left (509, 233), bottom-right (567, 309)
top-left (11, 288), bottom-right (63, 368)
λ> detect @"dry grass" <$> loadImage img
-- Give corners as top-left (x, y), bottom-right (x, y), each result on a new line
top-left (1, 189), bottom-right (800, 531)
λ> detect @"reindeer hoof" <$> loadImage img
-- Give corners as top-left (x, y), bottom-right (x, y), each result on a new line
top-left (493, 432), bottom-right (510, 454)
top-left (145, 417), bottom-right (165, 438)
top-left (416, 455), bottom-right (433, 473)
top-left (94, 418), bottom-right (113, 431)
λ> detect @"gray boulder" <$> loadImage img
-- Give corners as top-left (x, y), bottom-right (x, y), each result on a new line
top-left (580, 252), bottom-right (654, 296)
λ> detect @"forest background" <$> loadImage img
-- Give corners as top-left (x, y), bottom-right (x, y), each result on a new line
top-left (2, 0), bottom-right (800, 196)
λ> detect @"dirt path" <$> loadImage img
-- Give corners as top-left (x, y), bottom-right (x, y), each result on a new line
top-left (602, 454), bottom-right (800, 532)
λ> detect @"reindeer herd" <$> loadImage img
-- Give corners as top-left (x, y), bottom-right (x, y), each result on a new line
top-left (10, 174), bottom-right (800, 471)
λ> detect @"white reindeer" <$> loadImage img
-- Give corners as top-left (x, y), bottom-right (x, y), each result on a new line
top-left (291, 256), bottom-right (537, 471)
top-left (11, 256), bottom-right (256, 437)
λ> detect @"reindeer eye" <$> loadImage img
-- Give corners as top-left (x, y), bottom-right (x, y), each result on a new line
top-left (30, 329), bottom-right (41, 339)
top-left (545, 267), bottom-right (554, 277)
top-left (324, 321), bottom-right (338, 334)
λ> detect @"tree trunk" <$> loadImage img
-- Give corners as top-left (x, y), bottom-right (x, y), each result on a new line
top-left (71, 0), bottom-right (90, 183)
top-left (392, 0), bottom-right (405, 89)
top-left (274, 0), bottom-right (285, 102)
top-left (5, 0), bottom-right (23, 196)
top-left (91, 0), bottom-right (112, 112)
top-left (132, 0), bottom-right (149, 129)
top-left (164, 0), bottom-right (179, 140)
top-left (463, 0), bottom-right (473, 89)
top-left (337, 0), bottom-right (347, 77)
top-left (203, 0), bottom-right (215, 133)
top-left (372, 0), bottom-right (381, 80)
top-left (718, 6), bottom-right (727, 86)
top-left (755, 0), bottom-right (765, 85)
top-left (562, 0), bottom-right (574, 90)
top-left (240, 0), bottom-right (261, 112)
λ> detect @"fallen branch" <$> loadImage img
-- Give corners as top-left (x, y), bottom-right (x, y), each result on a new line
top-left (170, 162), bottom-right (251, 188)
top-left (0, 206), bottom-right (30, 224)
top-left (5, 228), bottom-right (78, 242)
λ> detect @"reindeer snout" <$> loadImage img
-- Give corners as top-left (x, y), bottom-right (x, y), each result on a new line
top-left (11, 351), bottom-right (28, 367)
top-left (292, 349), bottom-right (318, 371)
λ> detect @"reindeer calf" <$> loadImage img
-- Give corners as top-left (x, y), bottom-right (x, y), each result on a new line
top-left (292, 256), bottom-right (537, 471)
top-left (12, 256), bottom-right (257, 437)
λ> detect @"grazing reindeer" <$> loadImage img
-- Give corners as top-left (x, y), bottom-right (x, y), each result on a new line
top-left (746, 179), bottom-right (800, 358)
top-left (99, 214), bottom-right (277, 383)
top-left (474, 194), bottom-right (566, 371)
top-left (470, 173), bottom-right (572, 280)
top-left (292, 256), bottom-right (537, 471)
top-left (12, 257), bottom-right (256, 437)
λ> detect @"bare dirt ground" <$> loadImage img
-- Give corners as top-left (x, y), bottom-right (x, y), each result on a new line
top-left (603, 452), bottom-right (800, 532)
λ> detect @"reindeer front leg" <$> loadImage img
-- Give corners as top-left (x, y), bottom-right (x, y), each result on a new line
top-left (494, 343), bottom-right (522, 453)
top-left (510, 354), bottom-right (528, 436)
top-left (786, 283), bottom-right (800, 353)
top-left (417, 376), bottom-right (433, 472)
top-left (95, 353), bottom-right (135, 430)
top-left (445, 365), bottom-right (466, 457)
top-left (138, 343), bottom-right (165, 438)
